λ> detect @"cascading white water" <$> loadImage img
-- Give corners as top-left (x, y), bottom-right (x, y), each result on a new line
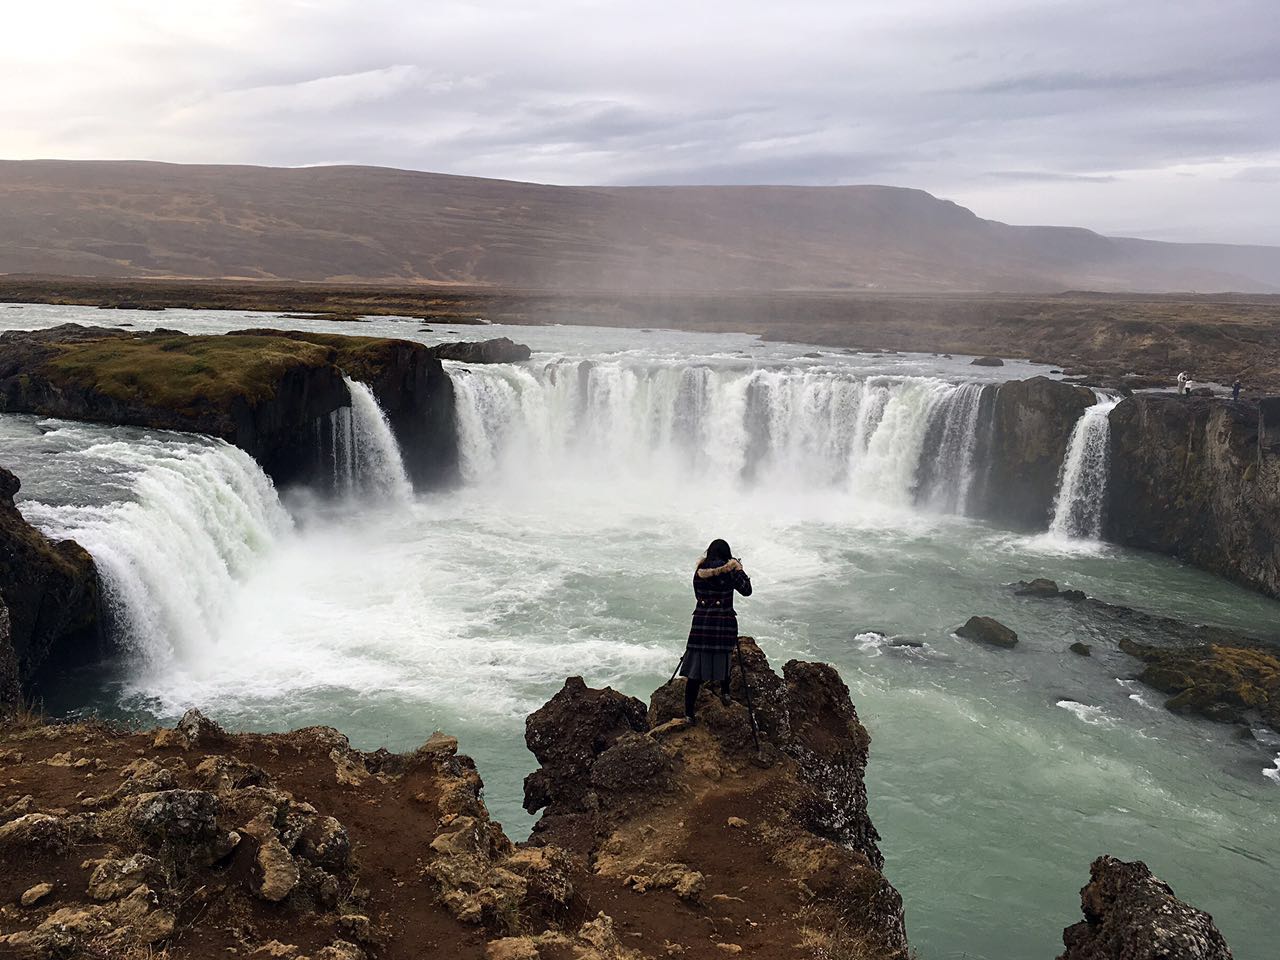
top-left (920, 382), bottom-right (989, 514)
top-left (19, 438), bottom-right (293, 667)
top-left (330, 378), bottom-right (414, 501)
top-left (449, 359), bottom-right (989, 511)
top-left (1049, 396), bottom-right (1120, 539)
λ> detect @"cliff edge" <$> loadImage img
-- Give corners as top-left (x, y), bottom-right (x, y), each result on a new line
top-left (0, 467), bottom-right (100, 713)
top-left (1107, 394), bottom-right (1280, 598)
top-left (0, 325), bottom-right (459, 490)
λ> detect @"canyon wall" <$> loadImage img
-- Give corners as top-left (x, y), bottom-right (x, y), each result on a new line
top-left (1107, 394), bottom-right (1280, 598)
top-left (974, 376), bottom-right (1096, 529)
top-left (0, 467), bottom-right (101, 712)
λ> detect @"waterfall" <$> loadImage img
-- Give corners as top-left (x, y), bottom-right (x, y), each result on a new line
top-left (1049, 396), bottom-right (1120, 539)
top-left (918, 382), bottom-right (990, 514)
top-left (19, 438), bottom-right (293, 667)
top-left (328, 377), bottom-right (414, 501)
top-left (448, 359), bottom-right (994, 510)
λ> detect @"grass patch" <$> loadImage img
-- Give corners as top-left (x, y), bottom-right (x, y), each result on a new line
top-left (232, 329), bottom-right (421, 383)
top-left (42, 334), bottom-right (336, 412)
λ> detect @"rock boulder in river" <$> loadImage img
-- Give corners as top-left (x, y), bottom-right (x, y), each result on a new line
top-left (1118, 637), bottom-right (1280, 728)
top-left (0, 466), bottom-right (101, 712)
top-left (427, 337), bottom-right (532, 364)
top-left (1059, 855), bottom-right (1232, 960)
top-left (957, 615), bottom-right (1019, 648)
top-left (1107, 394), bottom-right (1280, 599)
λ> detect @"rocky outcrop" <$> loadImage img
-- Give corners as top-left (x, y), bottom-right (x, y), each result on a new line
top-left (525, 639), bottom-right (909, 958)
top-left (0, 467), bottom-right (101, 712)
top-left (0, 324), bottom-right (464, 491)
top-left (974, 376), bottom-right (1095, 528)
top-left (0, 324), bottom-right (348, 488)
top-left (1107, 394), bottom-right (1280, 598)
top-left (1059, 856), bottom-right (1232, 960)
top-left (1118, 638), bottom-right (1279, 728)
top-left (1010, 580), bottom-right (1280, 726)
top-left (3, 664), bottom-right (1240, 957)
top-left (0, 710), bottom-right (536, 959)
top-left (427, 338), bottom-right (532, 364)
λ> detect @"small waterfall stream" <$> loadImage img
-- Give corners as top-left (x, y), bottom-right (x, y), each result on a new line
top-left (329, 377), bottom-right (414, 502)
top-left (1049, 395), bottom-right (1120, 540)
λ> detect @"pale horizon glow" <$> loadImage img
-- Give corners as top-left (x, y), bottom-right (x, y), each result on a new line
top-left (2, 0), bottom-right (1278, 245)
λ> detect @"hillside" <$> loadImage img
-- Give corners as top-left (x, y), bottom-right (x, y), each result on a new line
top-left (1, 160), bottom-right (1278, 292)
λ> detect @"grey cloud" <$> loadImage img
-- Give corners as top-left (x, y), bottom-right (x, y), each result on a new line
top-left (985, 171), bottom-right (1118, 184)
top-left (2, 0), bottom-right (1279, 243)
top-left (625, 151), bottom-right (911, 187)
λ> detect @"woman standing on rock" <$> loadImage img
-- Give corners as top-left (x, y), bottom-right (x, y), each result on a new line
top-left (679, 538), bottom-right (752, 723)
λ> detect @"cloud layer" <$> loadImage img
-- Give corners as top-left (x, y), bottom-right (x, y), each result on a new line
top-left (4, 0), bottom-right (1278, 243)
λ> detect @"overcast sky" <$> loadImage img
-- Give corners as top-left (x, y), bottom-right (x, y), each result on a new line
top-left (4, 1), bottom-right (1278, 244)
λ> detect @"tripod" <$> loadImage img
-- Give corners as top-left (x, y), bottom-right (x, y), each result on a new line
top-left (668, 643), bottom-right (761, 751)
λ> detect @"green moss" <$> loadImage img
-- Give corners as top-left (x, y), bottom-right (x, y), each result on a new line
top-left (239, 330), bottom-right (416, 383)
top-left (42, 334), bottom-right (335, 413)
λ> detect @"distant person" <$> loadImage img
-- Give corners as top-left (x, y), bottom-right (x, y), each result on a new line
top-left (679, 538), bottom-right (752, 723)
top-left (1232, 379), bottom-right (1242, 401)
top-left (1177, 371), bottom-right (1189, 395)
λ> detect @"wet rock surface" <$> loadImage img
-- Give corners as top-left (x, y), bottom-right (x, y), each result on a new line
top-left (1119, 638), bottom-right (1279, 728)
top-left (0, 466), bottom-right (102, 713)
top-left (1107, 393), bottom-right (1280, 599)
top-left (427, 337), bottom-right (532, 364)
top-left (1012, 583), bottom-right (1280, 728)
top-left (1059, 856), bottom-right (1232, 960)
top-left (956, 615), bottom-right (1019, 648)
top-left (975, 376), bottom-right (1096, 529)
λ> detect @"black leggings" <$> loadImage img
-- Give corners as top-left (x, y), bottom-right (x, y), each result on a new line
top-left (684, 675), bottom-right (731, 717)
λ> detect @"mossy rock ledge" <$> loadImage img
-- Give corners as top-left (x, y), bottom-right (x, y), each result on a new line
top-left (0, 324), bottom-right (458, 489)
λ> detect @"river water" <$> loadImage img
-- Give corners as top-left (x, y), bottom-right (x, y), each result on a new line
top-left (1, 304), bottom-right (1277, 959)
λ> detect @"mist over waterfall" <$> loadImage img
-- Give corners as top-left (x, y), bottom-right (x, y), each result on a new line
top-left (317, 378), bottom-right (414, 500)
top-left (1050, 396), bottom-right (1120, 539)
top-left (450, 359), bottom-right (995, 513)
top-left (20, 438), bottom-right (293, 666)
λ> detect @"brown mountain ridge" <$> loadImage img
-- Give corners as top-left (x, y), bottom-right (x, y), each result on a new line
top-left (2, 159), bottom-right (1279, 293)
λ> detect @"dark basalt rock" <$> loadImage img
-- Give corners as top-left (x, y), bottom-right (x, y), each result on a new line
top-left (1016, 578), bottom-right (1060, 597)
top-left (1059, 855), bottom-right (1232, 959)
top-left (0, 325), bottom-right (348, 489)
top-left (522, 676), bottom-right (648, 816)
top-left (234, 329), bottom-right (459, 488)
top-left (957, 616), bottom-right (1019, 649)
top-left (0, 467), bottom-right (102, 711)
top-left (970, 355), bottom-right (1004, 366)
top-left (427, 337), bottom-right (532, 364)
top-left (0, 324), bottom-right (461, 492)
top-left (1107, 394), bottom-right (1280, 598)
top-left (1070, 642), bottom-right (1093, 657)
top-left (1118, 637), bottom-right (1279, 728)
top-left (974, 377), bottom-right (1096, 529)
